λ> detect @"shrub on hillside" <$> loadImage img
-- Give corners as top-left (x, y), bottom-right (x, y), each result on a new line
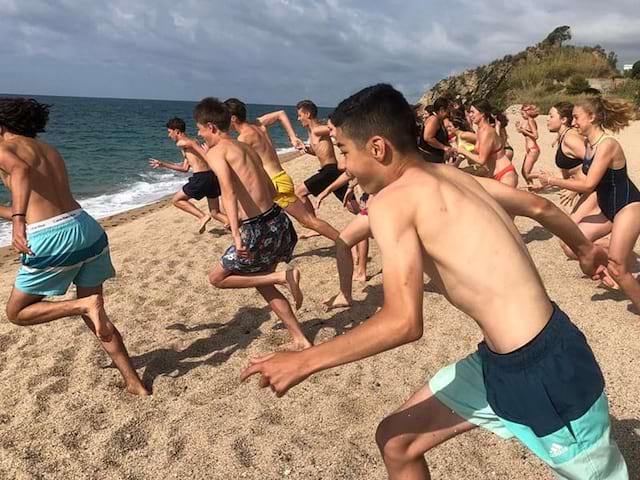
top-left (566, 75), bottom-right (591, 94)
top-left (632, 61), bottom-right (640, 79)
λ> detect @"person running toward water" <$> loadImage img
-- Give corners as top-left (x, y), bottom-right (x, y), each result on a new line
top-left (149, 117), bottom-right (228, 234)
top-left (545, 102), bottom-right (611, 260)
top-left (533, 97), bottom-right (640, 313)
top-left (516, 103), bottom-right (540, 184)
top-left (0, 98), bottom-right (149, 396)
top-left (241, 84), bottom-right (627, 479)
top-left (455, 100), bottom-right (518, 187)
top-left (418, 97), bottom-right (452, 163)
top-left (223, 98), bottom-right (341, 242)
top-left (195, 98), bottom-right (311, 351)
top-left (293, 100), bottom-right (359, 215)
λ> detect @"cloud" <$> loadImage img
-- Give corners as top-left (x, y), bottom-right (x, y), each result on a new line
top-left (1, 0), bottom-right (638, 105)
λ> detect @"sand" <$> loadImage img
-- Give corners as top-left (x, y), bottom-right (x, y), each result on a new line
top-left (0, 121), bottom-right (639, 480)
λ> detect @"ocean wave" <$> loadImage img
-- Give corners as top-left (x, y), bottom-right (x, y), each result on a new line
top-left (0, 172), bottom-right (187, 247)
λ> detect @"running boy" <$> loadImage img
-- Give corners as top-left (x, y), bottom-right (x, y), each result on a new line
top-left (0, 97), bottom-right (149, 396)
top-left (242, 85), bottom-right (627, 479)
top-left (195, 98), bottom-right (311, 351)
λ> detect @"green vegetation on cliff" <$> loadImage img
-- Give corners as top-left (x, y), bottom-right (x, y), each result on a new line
top-left (418, 26), bottom-right (636, 111)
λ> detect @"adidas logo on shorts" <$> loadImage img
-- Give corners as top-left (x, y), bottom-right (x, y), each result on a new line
top-left (549, 443), bottom-right (569, 458)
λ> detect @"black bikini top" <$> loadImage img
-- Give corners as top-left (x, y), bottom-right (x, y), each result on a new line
top-left (555, 129), bottom-right (582, 171)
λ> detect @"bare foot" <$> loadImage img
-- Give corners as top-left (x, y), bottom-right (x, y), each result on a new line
top-left (84, 295), bottom-right (114, 342)
top-left (284, 339), bottom-right (313, 351)
top-left (126, 383), bottom-right (151, 396)
top-left (198, 214), bottom-right (212, 234)
top-left (285, 268), bottom-right (304, 310)
top-left (299, 231), bottom-right (321, 240)
top-left (354, 272), bottom-right (367, 282)
top-left (322, 292), bottom-right (352, 311)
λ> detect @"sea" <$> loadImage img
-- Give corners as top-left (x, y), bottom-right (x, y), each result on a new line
top-left (0, 95), bottom-right (333, 246)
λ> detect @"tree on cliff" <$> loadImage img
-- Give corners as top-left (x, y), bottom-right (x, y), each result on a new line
top-left (540, 26), bottom-right (571, 48)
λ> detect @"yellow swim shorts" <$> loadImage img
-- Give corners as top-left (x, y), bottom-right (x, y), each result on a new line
top-left (271, 170), bottom-right (298, 209)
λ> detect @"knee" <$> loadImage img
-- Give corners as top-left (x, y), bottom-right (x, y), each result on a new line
top-left (375, 417), bottom-right (423, 465)
top-left (5, 304), bottom-right (22, 325)
top-left (294, 186), bottom-right (307, 198)
top-left (208, 270), bottom-right (226, 288)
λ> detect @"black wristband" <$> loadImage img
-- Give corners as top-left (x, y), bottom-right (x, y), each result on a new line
top-left (11, 213), bottom-right (26, 218)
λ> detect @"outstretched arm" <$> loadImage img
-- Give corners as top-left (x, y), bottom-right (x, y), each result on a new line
top-left (241, 198), bottom-right (424, 396)
top-left (475, 176), bottom-right (606, 276)
top-left (0, 147), bottom-right (32, 254)
top-left (149, 154), bottom-right (190, 173)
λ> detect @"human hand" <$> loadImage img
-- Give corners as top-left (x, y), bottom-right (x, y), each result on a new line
top-left (292, 138), bottom-right (305, 151)
top-left (12, 217), bottom-right (33, 256)
top-left (148, 158), bottom-right (161, 169)
top-left (240, 351), bottom-right (310, 397)
top-left (559, 189), bottom-right (579, 207)
top-left (577, 244), bottom-right (608, 278)
top-left (316, 190), bottom-right (329, 210)
top-left (234, 237), bottom-right (249, 259)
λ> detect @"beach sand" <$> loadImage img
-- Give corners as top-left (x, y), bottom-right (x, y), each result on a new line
top-left (0, 121), bottom-right (638, 479)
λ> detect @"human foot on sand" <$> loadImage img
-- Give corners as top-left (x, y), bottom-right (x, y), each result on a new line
top-left (126, 383), bottom-right (151, 397)
top-left (322, 292), bottom-right (352, 311)
top-left (299, 231), bottom-right (321, 240)
top-left (198, 214), bottom-right (212, 234)
top-left (283, 338), bottom-right (313, 351)
top-left (83, 295), bottom-right (114, 342)
top-left (285, 268), bottom-right (304, 310)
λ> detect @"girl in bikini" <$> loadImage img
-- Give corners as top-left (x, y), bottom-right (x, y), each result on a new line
top-left (516, 104), bottom-right (540, 184)
top-left (455, 100), bottom-right (518, 187)
top-left (546, 101), bottom-right (611, 259)
top-left (534, 97), bottom-right (640, 311)
top-left (495, 112), bottom-right (514, 161)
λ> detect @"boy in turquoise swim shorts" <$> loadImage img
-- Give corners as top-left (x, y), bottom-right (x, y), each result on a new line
top-left (0, 97), bottom-right (149, 396)
top-left (242, 85), bottom-right (628, 479)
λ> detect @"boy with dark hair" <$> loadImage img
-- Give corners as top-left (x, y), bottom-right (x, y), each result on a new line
top-left (0, 97), bottom-right (149, 396)
top-left (242, 85), bottom-right (627, 479)
top-left (224, 97), bottom-right (341, 241)
top-left (149, 116), bottom-right (228, 233)
top-left (195, 98), bottom-right (311, 351)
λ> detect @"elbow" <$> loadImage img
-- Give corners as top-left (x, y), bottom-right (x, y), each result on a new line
top-left (399, 315), bottom-right (423, 343)
top-left (530, 196), bottom-right (551, 219)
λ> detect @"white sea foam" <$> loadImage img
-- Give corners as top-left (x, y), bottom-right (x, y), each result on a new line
top-left (0, 171), bottom-right (186, 247)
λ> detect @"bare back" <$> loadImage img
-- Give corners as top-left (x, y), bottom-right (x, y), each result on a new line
top-left (479, 126), bottom-right (510, 175)
top-left (236, 123), bottom-right (284, 177)
top-left (370, 161), bottom-right (551, 353)
top-left (207, 139), bottom-right (276, 220)
top-left (0, 137), bottom-right (80, 223)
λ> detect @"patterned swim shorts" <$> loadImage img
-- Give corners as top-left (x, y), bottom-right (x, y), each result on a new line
top-left (220, 205), bottom-right (298, 274)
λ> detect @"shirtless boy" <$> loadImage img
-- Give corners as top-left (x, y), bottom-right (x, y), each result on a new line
top-left (195, 98), bottom-right (311, 351)
top-left (149, 117), bottom-right (228, 233)
top-left (293, 100), bottom-right (358, 214)
top-left (0, 98), bottom-right (148, 396)
top-left (223, 98), bottom-right (340, 241)
top-left (242, 85), bottom-right (627, 479)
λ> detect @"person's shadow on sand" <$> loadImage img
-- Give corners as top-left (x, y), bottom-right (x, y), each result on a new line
top-left (279, 283), bottom-right (384, 343)
top-left (130, 305), bottom-right (272, 389)
top-left (521, 225), bottom-right (554, 244)
top-left (612, 417), bottom-right (640, 478)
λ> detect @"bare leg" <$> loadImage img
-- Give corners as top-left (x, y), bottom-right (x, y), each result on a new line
top-left (323, 215), bottom-right (371, 310)
top-left (6, 288), bottom-right (113, 341)
top-left (172, 190), bottom-right (207, 220)
top-left (207, 197), bottom-right (230, 228)
top-left (295, 184), bottom-right (317, 217)
top-left (285, 198), bottom-right (340, 241)
top-left (209, 264), bottom-right (303, 310)
top-left (560, 213), bottom-right (612, 260)
top-left (76, 286), bottom-right (150, 396)
top-left (255, 285), bottom-right (311, 350)
top-left (606, 204), bottom-right (640, 313)
top-left (354, 238), bottom-right (369, 282)
top-left (376, 385), bottom-right (476, 479)
top-left (521, 149), bottom-right (540, 184)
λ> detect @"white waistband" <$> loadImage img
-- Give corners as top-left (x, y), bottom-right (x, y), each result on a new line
top-left (26, 209), bottom-right (85, 233)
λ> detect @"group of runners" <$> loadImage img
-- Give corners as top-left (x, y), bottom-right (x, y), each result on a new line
top-left (0, 84), bottom-right (637, 479)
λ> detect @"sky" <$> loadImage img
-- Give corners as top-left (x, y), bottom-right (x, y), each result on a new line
top-left (1, 0), bottom-right (639, 106)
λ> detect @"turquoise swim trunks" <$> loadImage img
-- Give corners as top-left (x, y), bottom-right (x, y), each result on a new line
top-left (428, 304), bottom-right (628, 479)
top-left (15, 209), bottom-right (116, 296)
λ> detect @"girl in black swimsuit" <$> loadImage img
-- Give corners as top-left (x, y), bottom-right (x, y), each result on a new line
top-left (545, 102), bottom-right (611, 260)
top-left (535, 97), bottom-right (640, 312)
top-left (418, 97), bottom-right (451, 163)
